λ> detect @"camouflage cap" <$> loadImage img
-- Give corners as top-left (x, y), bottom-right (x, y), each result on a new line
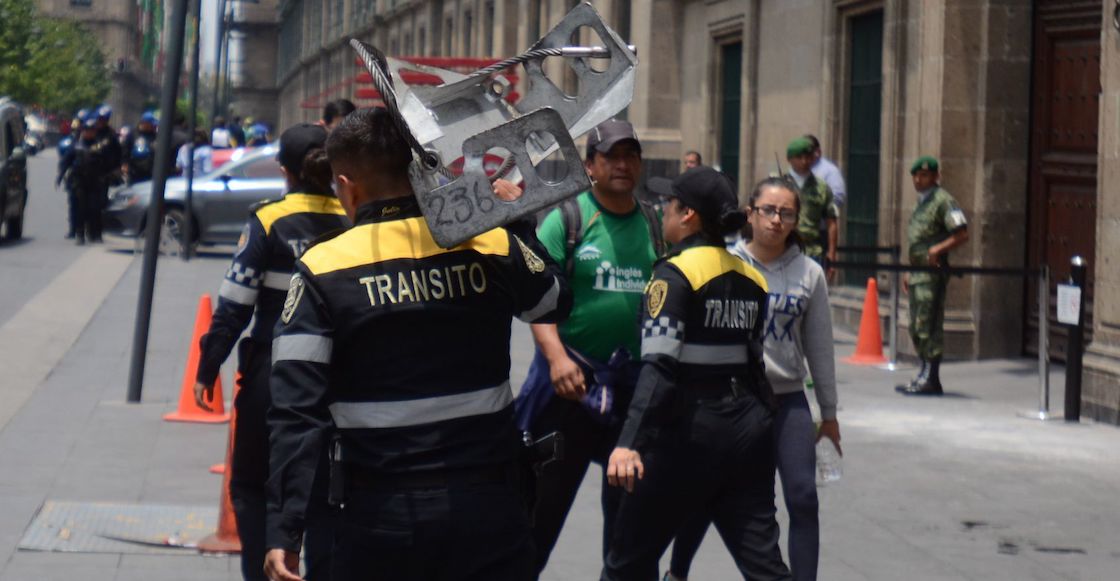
top-left (786, 137), bottom-right (814, 158)
top-left (910, 155), bottom-right (939, 174)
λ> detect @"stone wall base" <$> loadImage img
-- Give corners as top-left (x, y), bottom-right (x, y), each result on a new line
top-left (1082, 342), bottom-right (1120, 425)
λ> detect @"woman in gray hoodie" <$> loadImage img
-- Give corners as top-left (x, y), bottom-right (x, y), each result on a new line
top-left (666, 177), bottom-right (840, 581)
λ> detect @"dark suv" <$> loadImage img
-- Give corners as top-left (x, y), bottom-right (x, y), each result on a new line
top-left (0, 98), bottom-right (28, 240)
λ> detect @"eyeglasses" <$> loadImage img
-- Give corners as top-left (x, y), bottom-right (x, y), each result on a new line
top-left (752, 205), bottom-right (798, 224)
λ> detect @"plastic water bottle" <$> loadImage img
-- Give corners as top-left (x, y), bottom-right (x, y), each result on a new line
top-left (816, 439), bottom-right (842, 484)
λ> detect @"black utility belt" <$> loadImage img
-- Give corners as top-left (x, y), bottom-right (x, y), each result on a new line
top-left (688, 378), bottom-right (752, 402)
top-left (347, 464), bottom-right (513, 491)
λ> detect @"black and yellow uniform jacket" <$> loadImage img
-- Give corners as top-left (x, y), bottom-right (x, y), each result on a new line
top-left (196, 192), bottom-right (349, 385)
top-left (617, 234), bottom-right (771, 451)
top-left (266, 196), bottom-right (572, 552)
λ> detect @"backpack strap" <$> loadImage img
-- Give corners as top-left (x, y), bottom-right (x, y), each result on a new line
top-left (636, 198), bottom-right (665, 257)
top-left (559, 197), bottom-right (583, 279)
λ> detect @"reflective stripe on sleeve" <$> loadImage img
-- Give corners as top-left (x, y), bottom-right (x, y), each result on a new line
top-left (328, 382), bottom-right (513, 429)
top-left (219, 279), bottom-right (259, 306)
top-left (641, 334), bottom-right (683, 359)
top-left (263, 270), bottom-right (292, 290)
top-left (272, 334), bottom-right (333, 364)
top-left (518, 279), bottom-right (560, 322)
top-left (678, 343), bottom-right (749, 365)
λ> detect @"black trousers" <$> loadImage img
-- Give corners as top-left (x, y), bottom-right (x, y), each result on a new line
top-left (529, 397), bottom-right (623, 574)
top-left (71, 181), bottom-right (105, 240)
top-left (601, 394), bottom-right (791, 581)
top-left (331, 479), bottom-right (534, 581)
top-left (231, 339), bottom-right (335, 581)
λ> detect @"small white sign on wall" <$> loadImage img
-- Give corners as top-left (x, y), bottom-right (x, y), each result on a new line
top-left (1056, 283), bottom-right (1082, 326)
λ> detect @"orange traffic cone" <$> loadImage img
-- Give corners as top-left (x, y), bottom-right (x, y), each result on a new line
top-left (164, 295), bottom-right (230, 423)
top-left (198, 393), bottom-right (242, 554)
top-left (209, 374), bottom-right (242, 475)
top-left (844, 278), bottom-right (888, 365)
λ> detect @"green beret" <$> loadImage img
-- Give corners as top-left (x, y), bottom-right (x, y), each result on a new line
top-left (910, 155), bottom-right (939, 174)
top-left (786, 137), bottom-right (814, 158)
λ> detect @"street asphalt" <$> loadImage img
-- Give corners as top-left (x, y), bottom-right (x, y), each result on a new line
top-left (0, 151), bottom-right (1117, 580)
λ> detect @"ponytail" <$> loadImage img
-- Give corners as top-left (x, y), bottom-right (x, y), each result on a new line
top-left (298, 148), bottom-right (333, 195)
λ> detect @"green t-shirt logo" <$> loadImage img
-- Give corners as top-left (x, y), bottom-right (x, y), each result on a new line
top-left (593, 261), bottom-right (649, 293)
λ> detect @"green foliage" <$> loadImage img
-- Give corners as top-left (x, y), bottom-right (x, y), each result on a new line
top-left (0, 0), bottom-right (110, 111)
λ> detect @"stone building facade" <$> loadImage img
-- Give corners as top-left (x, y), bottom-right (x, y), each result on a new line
top-left (35, 0), bottom-right (161, 122)
top-left (274, 0), bottom-right (1120, 423)
top-left (228, 0), bottom-right (282, 125)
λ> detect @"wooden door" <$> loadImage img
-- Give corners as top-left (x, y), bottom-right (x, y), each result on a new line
top-left (1026, 0), bottom-right (1100, 358)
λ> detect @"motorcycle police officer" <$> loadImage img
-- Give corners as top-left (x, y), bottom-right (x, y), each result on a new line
top-left (56, 112), bottom-right (83, 239)
top-left (602, 167), bottom-right (791, 580)
top-left (63, 115), bottom-right (108, 245)
top-left (194, 123), bottom-right (349, 581)
top-left (122, 112), bottom-right (158, 185)
top-left (264, 108), bottom-right (572, 581)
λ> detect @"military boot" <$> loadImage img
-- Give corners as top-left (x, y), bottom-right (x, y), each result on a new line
top-left (898, 358), bottom-right (943, 396)
top-left (895, 359), bottom-right (927, 391)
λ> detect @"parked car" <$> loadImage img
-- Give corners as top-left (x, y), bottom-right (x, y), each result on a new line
top-left (0, 98), bottom-right (28, 240)
top-left (103, 144), bottom-right (283, 252)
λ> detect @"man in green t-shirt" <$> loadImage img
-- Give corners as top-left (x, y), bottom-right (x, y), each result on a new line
top-left (897, 156), bottom-right (969, 396)
top-left (519, 120), bottom-right (661, 574)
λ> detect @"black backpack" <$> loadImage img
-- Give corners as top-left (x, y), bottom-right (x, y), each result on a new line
top-left (557, 195), bottom-right (665, 278)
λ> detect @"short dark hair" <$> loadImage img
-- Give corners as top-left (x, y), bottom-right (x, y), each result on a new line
top-left (323, 99), bottom-right (357, 124)
top-left (326, 107), bottom-right (414, 187)
top-left (685, 150), bottom-right (702, 163)
top-left (803, 134), bottom-right (821, 152)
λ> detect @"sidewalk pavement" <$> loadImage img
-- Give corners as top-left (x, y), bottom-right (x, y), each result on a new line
top-left (1, 250), bottom-right (1118, 580)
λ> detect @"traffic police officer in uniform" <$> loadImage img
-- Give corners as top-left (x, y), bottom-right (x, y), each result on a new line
top-left (122, 112), bottom-right (158, 185)
top-left (896, 156), bottom-right (969, 396)
top-left (194, 123), bottom-right (349, 580)
top-left (603, 167), bottom-right (791, 581)
top-left (264, 108), bottom-right (572, 581)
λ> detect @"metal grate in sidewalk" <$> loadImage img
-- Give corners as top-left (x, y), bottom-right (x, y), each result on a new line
top-left (18, 500), bottom-right (218, 555)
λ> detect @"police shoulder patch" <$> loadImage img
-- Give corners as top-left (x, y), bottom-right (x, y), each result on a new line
top-left (514, 235), bottom-right (546, 274)
top-left (235, 223), bottom-right (251, 255)
top-left (280, 274), bottom-right (305, 324)
top-left (647, 279), bottom-right (669, 318)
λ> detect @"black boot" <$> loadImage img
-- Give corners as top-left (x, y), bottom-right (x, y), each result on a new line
top-left (75, 233), bottom-right (86, 246)
top-left (898, 357), bottom-right (943, 396)
top-left (896, 359), bottom-right (928, 391)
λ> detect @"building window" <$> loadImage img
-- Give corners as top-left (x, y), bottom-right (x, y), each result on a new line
top-left (484, 1), bottom-right (495, 55)
top-left (718, 42), bottom-right (743, 187)
top-left (70, 0), bottom-right (91, 6)
top-left (418, 27), bottom-right (427, 57)
top-left (464, 11), bottom-right (473, 55)
top-left (444, 17), bottom-right (454, 56)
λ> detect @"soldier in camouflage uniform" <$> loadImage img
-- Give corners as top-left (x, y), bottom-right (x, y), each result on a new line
top-left (897, 156), bottom-right (969, 396)
top-left (785, 137), bottom-right (838, 271)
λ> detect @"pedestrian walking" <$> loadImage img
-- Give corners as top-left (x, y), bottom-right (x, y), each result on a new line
top-left (896, 156), bottom-right (969, 396)
top-left (667, 177), bottom-right (840, 581)
top-left (683, 150), bottom-right (702, 170)
top-left (785, 137), bottom-right (837, 276)
top-left (176, 129), bottom-right (214, 177)
top-left (804, 135), bottom-right (846, 209)
top-left (194, 123), bottom-right (349, 580)
top-left (602, 167), bottom-right (790, 581)
top-left (515, 119), bottom-right (663, 575)
top-left (263, 108), bottom-right (571, 581)
top-left (64, 115), bottom-right (109, 245)
top-left (319, 99), bottom-right (356, 131)
top-left (212, 116), bottom-right (234, 149)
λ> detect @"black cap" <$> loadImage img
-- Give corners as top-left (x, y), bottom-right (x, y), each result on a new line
top-left (277, 123), bottom-right (328, 173)
top-left (648, 166), bottom-right (744, 234)
top-left (586, 119), bottom-right (641, 158)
